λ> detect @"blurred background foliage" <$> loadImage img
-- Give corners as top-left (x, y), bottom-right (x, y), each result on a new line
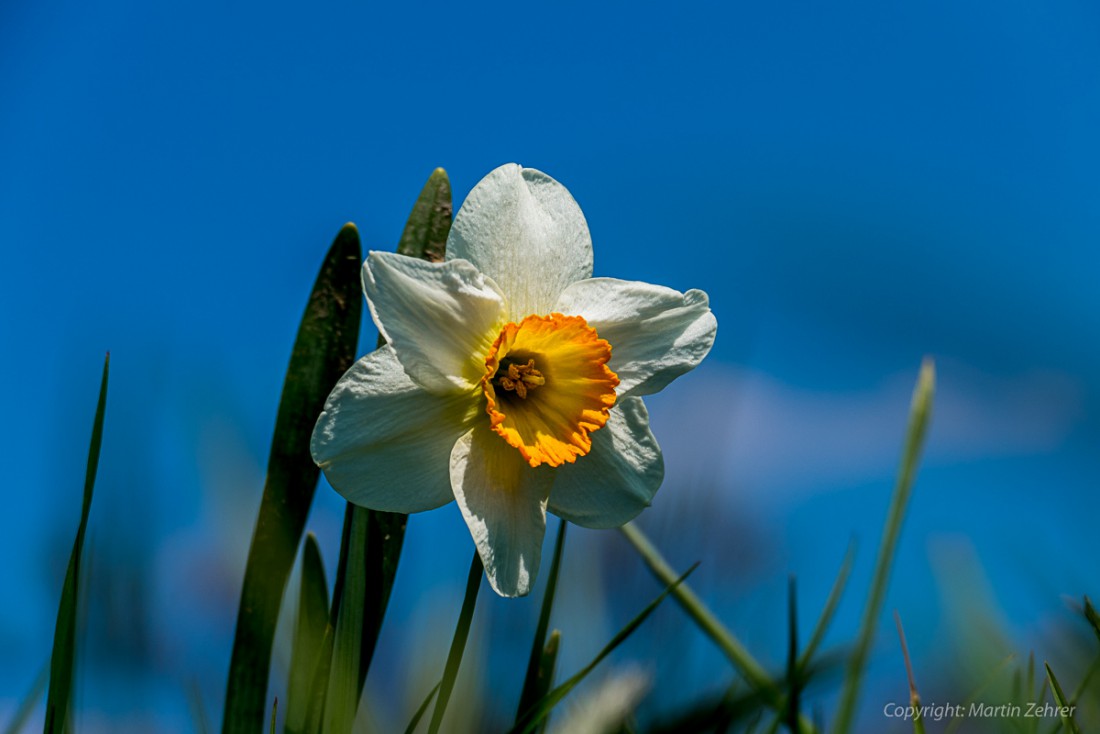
top-left (3, 0), bottom-right (1100, 731)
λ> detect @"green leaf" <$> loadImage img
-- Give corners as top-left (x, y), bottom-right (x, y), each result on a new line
top-left (516, 520), bottom-right (567, 723)
top-left (512, 563), bottom-right (698, 734)
top-left (1083, 597), bottom-right (1100, 646)
top-left (324, 508), bottom-right (371, 733)
top-left (303, 624), bottom-right (336, 733)
top-left (533, 632), bottom-right (561, 734)
top-left (786, 576), bottom-right (801, 734)
top-left (832, 358), bottom-right (935, 734)
top-left (223, 225), bottom-right (363, 734)
top-left (4, 663), bottom-right (48, 734)
top-left (45, 353), bottom-right (109, 733)
top-left (396, 167), bottom-right (452, 262)
top-left (285, 534), bottom-right (330, 734)
top-left (894, 612), bottom-right (925, 734)
top-left (1045, 663), bottom-right (1081, 734)
top-left (428, 551), bottom-right (484, 734)
top-left (798, 540), bottom-right (855, 672)
top-left (618, 523), bottom-right (779, 701)
top-left (403, 682), bottom-right (441, 734)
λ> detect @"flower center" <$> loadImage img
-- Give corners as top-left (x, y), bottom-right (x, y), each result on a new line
top-left (482, 313), bottom-right (619, 468)
top-left (493, 357), bottom-right (545, 399)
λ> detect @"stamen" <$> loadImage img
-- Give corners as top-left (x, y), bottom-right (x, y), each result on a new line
top-left (495, 357), bottom-right (544, 399)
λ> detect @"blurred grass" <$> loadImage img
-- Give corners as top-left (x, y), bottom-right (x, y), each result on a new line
top-left (44, 353), bottom-right (108, 734)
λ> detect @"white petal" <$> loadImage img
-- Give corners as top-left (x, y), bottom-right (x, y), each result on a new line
top-left (447, 164), bottom-right (593, 320)
top-left (548, 397), bottom-right (664, 529)
top-left (555, 278), bottom-right (717, 397)
top-left (363, 251), bottom-right (505, 393)
top-left (311, 346), bottom-right (480, 513)
top-left (450, 425), bottom-right (554, 597)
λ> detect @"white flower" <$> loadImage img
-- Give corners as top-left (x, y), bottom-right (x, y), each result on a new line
top-left (311, 164), bottom-right (717, 597)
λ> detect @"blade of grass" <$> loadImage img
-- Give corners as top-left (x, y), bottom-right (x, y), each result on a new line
top-left (516, 520), bottom-right (568, 722)
top-left (323, 508), bottom-right (371, 733)
top-left (285, 534), bottom-right (330, 734)
top-left (403, 682), bottom-right (442, 734)
top-left (223, 226), bottom-right (362, 734)
top-left (1083, 597), bottom-right (1100, 645)
top-left (1045, 663), bottom-right (1081, 734)
top-left (533, 632), bottom-right (561, 734)
top-left (618, 523), bottom-right (778, 703)
top-left (512, 564), bottom-right (699, 734)
top-left (832, 358), bottom-right (935, 734)
top-left (270, 699), bottom-right (278, 734)
top-left (798, 540), bottom-right (855, 672)
top-left (44, 353), bottom-right (108, 734)
top-left (786, 576), bottom-right (800, 734)
top-left (427, 551), bottom-right (483, 734)
top-left (303, 624), bottom-right (336, 733)
top-left (944, 654), bottom-right (1015, 734)
top-left (4, 663), bottom-right (48, 734)
top-left (894, 612), bottom-right (925, 734)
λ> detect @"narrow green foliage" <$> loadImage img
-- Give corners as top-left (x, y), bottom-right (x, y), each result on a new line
top-left (786, 576), bottom-right (801, 734)
top-left (894, 612), bottom-right (925, 734)
top-left (619, 523), bottom-right (780, 706)
top-left (1084, 597), bottom-right (1100, 646)
top-left (517, 521), bottom-right (568, 722)
top-left (428, 551), bottom-right (484, 734)
top-left (45, 353), bottom-right (109, 734)
top-left (1045, 663), bottom-right (1081, 734)
top-left (324, 509), bottom-right (371, 733)
top-left (396, 167), bottom-right (453, 262)
top-left (403, 682), bottom-right (441, 734)
top-left (303, 625), bottom-right (336, 733)
top-left (223, 226), bottom-right (362, 734)
top-left (270, 699), bottom-right (278, 734)
top-left (512, 564), bottom-right (699, 734)
top-left (833, 358), bottom-right (935, 734)
top-left (286, 534), bottom-right (330, 734)
top-left (4, 663), bottom-right (48, 734)
top-left (798, 540), bottom-right (855, 672)
top-left (534, 632), bottom-right (561, 734)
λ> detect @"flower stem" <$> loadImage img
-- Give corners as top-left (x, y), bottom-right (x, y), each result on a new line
top-left (427, 550), bottom-right (483, 734)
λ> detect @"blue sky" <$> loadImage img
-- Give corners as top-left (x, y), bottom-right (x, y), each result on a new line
top-left (3, 1), bottom-right (1100, 730)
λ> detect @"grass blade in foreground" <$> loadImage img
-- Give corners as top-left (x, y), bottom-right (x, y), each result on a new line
top-left (798, 540), bottom-right (855, 671)
top-left (323, 509), bottom-right (370, 733)
top-left (44, 353), bottom-right (108, 733)
top-left (427, 551), bottom-right (483, 734)
top-left (223, 225), bottom-right (363, 734)
top-left (285, 534), bottom-right (330, 734)
top-left (516, 520), bottom-right (568, 723)
top-left (403, 682), bottom-right (441, 734)
top-left (895, 612), bottom-right (926, 734)
top-left (832, 358), bottom-right (935, 734)
top-left (1045, 663), bottom-right (1081, 734)
top-left (618, 523), bottom-right (775, 696)
top-left (511, 564), bottom-right (698, 734)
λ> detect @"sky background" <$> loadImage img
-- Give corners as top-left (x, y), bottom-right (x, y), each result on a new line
top-left (3, 1), bottom-right (1100, 731)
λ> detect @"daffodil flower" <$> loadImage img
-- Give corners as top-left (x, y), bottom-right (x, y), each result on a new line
top-left (311, 164), bottom-right (717, 597)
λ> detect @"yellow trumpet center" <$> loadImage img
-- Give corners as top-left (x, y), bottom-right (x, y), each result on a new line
top-left (482, 313), bottom-right (619, 468)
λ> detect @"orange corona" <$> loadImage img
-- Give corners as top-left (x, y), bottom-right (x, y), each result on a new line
top-left (481, 313), bottom-right (619, 468)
